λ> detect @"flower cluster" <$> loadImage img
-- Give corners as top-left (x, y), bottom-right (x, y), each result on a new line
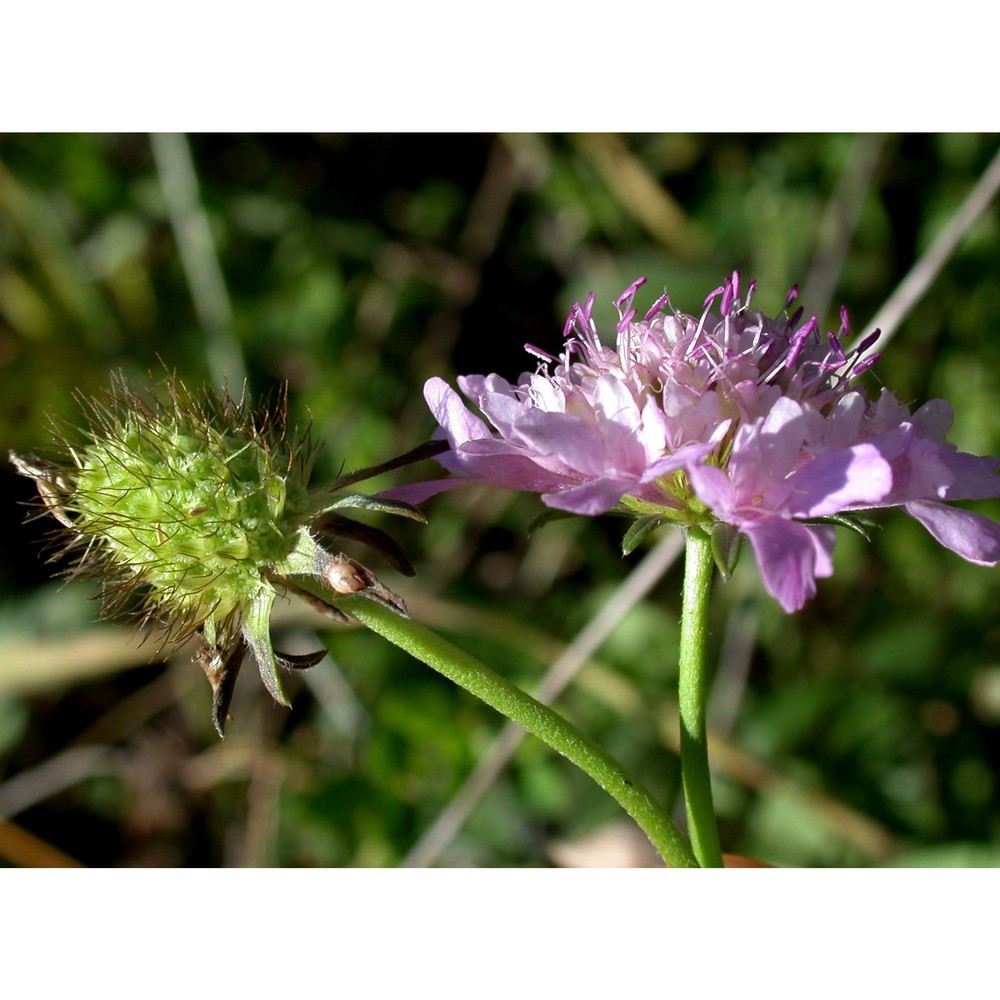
top-left (398, 274), bottom-right (1000, 611)
top-left (11, 374), bottom-right (440, 735)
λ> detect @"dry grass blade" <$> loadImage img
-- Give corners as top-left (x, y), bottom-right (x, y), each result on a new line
top-left (858, 142), bottom-right (1000, 357)
top-left (0, 819), bottom-right (84, 868)
top-left (150, 132), bottom-right (245, 388)
top-left (802, 134), bottom-right (886, 321)
top-left (0, 625), bottom-right (155, 699)
top-left (0, 745), bottom-right (120, 821)
top-left (575, 134), bottom-right (707, 259)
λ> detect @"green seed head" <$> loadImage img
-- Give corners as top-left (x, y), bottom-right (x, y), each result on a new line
top-left (12, 373), bottom-right (437, 737)
top-left (69, 382), bottom-right (305, 643)
top-left (48, 376), bottom-right (310, 648)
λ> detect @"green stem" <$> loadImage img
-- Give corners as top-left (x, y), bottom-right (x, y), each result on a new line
top-left (678, 527), bottom-right (724, 868)
top-left (336, 593), bottom-right (698, 868)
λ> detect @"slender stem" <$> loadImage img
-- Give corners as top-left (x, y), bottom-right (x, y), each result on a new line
top-left (336, 593), bottom-right (698, 868)
top-left (677, 528), bottom-right (723, 868)
top-left (400, 532), bottom-right (684, 869)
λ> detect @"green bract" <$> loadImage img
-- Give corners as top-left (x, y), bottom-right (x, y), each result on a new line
top-left (11, 374), bottom-right (442, 736)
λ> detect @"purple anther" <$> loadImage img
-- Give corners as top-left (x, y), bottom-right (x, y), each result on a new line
top-left (826, 331), bottom-right (846, 366)
top-left (644, 290), bottom-right (671, 321)
top-left (721, 272), bottom-right (740, 315)
top-left (703, 283), bottom-right (726, 311)
top-left (616, 307), bottom-right (637, 334)
top-left (854, 353), bottom-right (880, 375)
top-left (785, 326), bottom-right (811, 368)
top-left (856, 328), bottom-right (881, 354)
top-left (784, 284), bottom-right (799, 310)
top-left (615, 277), bottom-right (646, 310)
top-left (564, 298), bottom-right (592, 339)
top-left (838, 305), bottom-right (850, 339)
top-left (795, 316), bottom-right (819, 341)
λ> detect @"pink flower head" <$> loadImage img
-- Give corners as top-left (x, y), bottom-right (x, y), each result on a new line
top-left (394, 274), bottom-right (1000, 611)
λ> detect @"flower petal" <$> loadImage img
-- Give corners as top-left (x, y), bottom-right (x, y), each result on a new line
top-left (425, 377), bottom-right (492, 447)
top-left (515, 410), bottom-right (608, 477)
top-left (937, 449), bottom-right (1000, 501)
top-left (379, 478), bottom-right (480, 504)
top-left (905, 499), bottom-right (1000, 566)
top-left (542, 478), bottom-right (635, 515)
top-left (742, 518), bottom-right (831, 612)
top-left (686, 464), bottom-right (736, 517)
top-left (785, 443), bottom-right (893, 517)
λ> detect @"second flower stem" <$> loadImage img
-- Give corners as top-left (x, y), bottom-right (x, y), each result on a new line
top-left (678, 527), bottom-right (724, 868)
top-left (335, 593), bottom-right (699, 868)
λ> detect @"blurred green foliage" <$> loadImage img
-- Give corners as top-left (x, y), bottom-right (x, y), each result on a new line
top-left (1, 133), bottom-right (999, 867)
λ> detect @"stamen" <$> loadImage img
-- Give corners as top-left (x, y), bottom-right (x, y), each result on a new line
top-left (702, 283), bottom-right (725, 311)
top-left (615, 277), bottom-right (646, 310)
top-left (838, 305), bottom-right (850, 340)
top-left (616, 307), bottom-right (637, 335)
top-left (644, 290), bottom-right (671, 321)
top-left (856, 328), bottom-right (881, 354)
top-left (720, 276), bottom-right (736, 315)
top-left (524, 343), bottom-right (557, 363)
top-left (826, 331), bottom-right (847, 368)
top-left (853, 353), bottom-right (880, 375)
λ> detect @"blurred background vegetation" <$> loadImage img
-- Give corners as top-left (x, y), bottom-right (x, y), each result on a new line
top-left (1, 133), bottom-right (999, 867)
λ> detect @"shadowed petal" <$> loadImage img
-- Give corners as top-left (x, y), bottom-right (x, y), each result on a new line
top-left (938, 449), bottom-right (1000, 501)
top-left (380, 477), bottom-right (480, 504)
top-left (542, 477), bottom-right (636, 515)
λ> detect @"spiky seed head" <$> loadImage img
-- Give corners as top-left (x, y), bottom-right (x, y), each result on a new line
top-left (12, 372), bottom-right (434, 737)
top-left (52, 375), bottom-right (312, 649)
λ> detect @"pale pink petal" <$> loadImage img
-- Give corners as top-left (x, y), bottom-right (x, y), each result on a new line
top-left (911, 398), bottom-right (953, 439)
top-left (514, 410), bottom-right (609, 477)
top-left (425, 377), bottom-right (491, 446)
top-left (380, 478), bottom-right (481, 504)
top-left (758, 397), bottom-right (807, 477)
top-left (905, 500), bottom-right (1000, 566)
top-left (686, 464), bottom-right (736, 517)
top-left (476, 391), bottom-right (532, 440)
top-left (808, 524), bottom-right (836, 578)
top-left (640, 438), bottom-right (722, 485)
top-left (786, 444), bottom-right (892, 517)
top-left (542, 478), bottom-right (635, 515)
top-left (742, 518), bottom-right (825, 612)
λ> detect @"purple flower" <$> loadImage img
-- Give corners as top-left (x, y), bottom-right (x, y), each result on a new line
top-left (395, 274), bottom-right (1000, 611)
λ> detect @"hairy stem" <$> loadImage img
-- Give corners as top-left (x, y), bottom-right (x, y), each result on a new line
top-left (678, 528), bottom-right (724, 868)
top-left (335, 593), bottom-right (698, 868)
